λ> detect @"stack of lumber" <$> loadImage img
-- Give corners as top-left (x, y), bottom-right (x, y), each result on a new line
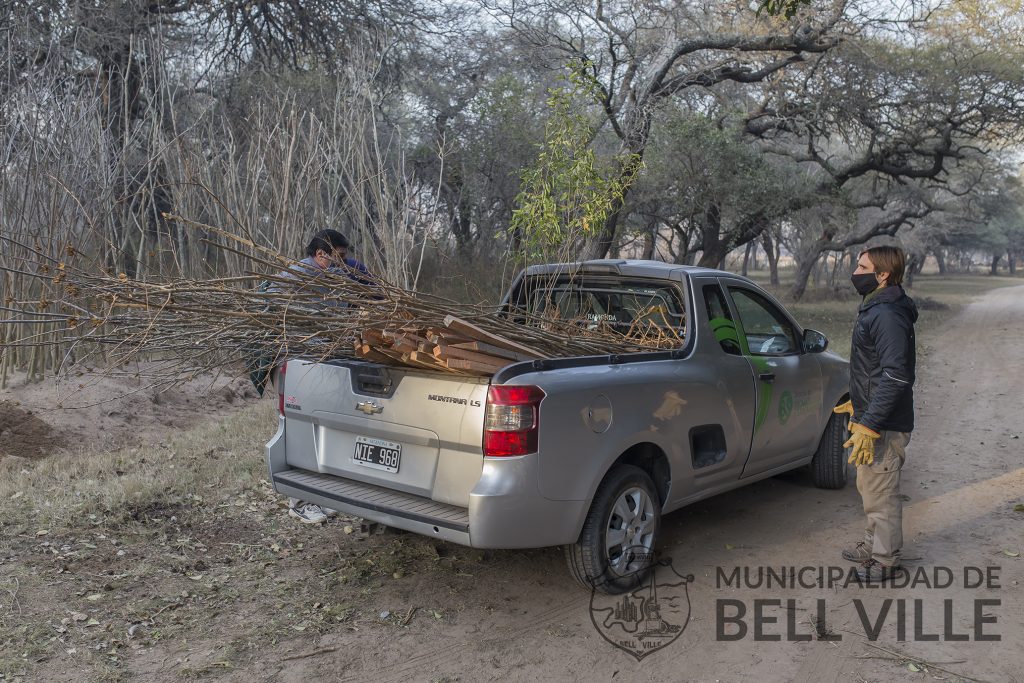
top-left (355, 316), bottom-right (546, 376)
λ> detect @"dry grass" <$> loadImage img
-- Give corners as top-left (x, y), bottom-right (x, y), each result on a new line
top-left (0, 401), bottom-right (272, 533)
top-left (0, 399), bottom-right (503, 682)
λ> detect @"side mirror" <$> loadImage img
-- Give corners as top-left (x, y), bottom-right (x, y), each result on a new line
top-left (803, 328), bottom-right (829, 354)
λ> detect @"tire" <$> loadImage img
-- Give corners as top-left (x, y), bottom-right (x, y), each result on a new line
top-left (565, 465), bottom-right (661, 595)
top-left (811, 410), bottom-right (849, 489)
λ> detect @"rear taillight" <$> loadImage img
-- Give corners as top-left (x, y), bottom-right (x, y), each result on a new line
top-left (483, 385), bottom-right (545, 457)
top-left (277, 361), bottom-right (288, 416)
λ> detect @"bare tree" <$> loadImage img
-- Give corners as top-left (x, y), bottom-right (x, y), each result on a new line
top-left (747, 35), bottom-right (1024, 297)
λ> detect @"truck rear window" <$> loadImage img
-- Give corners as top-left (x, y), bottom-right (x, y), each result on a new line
top-left (522, 279), bottom-right (686, 342)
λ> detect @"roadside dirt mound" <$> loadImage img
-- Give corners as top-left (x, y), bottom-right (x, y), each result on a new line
top-left (0, 400), bottom-right (63, 459)
top-left (0, 365), bottom-right (264, 459)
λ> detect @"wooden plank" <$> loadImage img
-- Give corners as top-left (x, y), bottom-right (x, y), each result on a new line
top-left (435, 345), bottom-right (513, 368)
top-left (425, 328), bottom-right (474, 345)
top-left (369, 346), bottom-right (407, 364)
top-left (361, 328), bottom-right (387, 346)
top-left (417, 339), bottom-right (439, 354)
top-left (400, 332), bottom-right (431, 347)
top-left (444, 357), bottom-right (506, 375)
top-left (381, 330), bottom-right (430, 353)
top-left (401, 351), bottom-right (455, 373)
top-left (448, 340), bottom-right (537, 362)
top-left (355, 344), bottom-right (394, 364)
top-left (442, 316), bottom-right (549, 359)
top-left (385, 335), bottom-right (418, 354)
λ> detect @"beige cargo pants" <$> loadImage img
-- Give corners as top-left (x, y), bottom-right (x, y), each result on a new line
top-left (855, 431), bottom-right (912, 567)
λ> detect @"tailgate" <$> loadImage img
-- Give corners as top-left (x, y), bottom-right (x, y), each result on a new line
top-left (280, 359), bottom-right (489, 506)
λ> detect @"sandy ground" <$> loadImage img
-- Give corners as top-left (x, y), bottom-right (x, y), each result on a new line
top-left (2, 284), bottom-right (1021, 682)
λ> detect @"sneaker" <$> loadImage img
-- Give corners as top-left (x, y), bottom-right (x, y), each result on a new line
top-left (841, 541), bottom-right (872, 563)
top-left (289, 503), bottom-right (331, 524)
top-left (855, 559), bottom-right (903, 583)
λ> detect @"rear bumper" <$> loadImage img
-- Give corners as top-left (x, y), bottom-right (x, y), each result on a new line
top-left (265, 418), bottom-right (589, 549)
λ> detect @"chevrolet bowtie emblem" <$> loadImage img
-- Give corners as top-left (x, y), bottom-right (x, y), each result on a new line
top-left (356, 401), bottom-right (383, 415)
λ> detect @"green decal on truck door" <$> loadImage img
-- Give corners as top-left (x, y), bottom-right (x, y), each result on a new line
top-left (750, 356), bottom-right (774, 434)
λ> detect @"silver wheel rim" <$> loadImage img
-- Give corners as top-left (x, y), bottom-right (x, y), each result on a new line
top-left (605, 485), bottom-right (657, 576)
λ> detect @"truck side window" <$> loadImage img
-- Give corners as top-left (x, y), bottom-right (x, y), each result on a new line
top-left (703, 285), bottom-right (742, 355)
top-left (727, 287), bottom-right (798, 356)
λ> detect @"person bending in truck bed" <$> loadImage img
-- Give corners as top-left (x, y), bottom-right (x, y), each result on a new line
top-left (276, 228), bottom-right (372, 524)
top-left (283, 228), bottom-right (371, 291)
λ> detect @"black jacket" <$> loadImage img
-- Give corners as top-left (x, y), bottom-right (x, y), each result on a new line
top-left (850, 285), bottom-right (918, 433)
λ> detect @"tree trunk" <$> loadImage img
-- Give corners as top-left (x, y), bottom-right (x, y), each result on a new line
top-left (582, 192), bottom-right (625, 261)
top-left (789, 240), bottom-right (828, 301)
top-left (905, 253), bottom-right (918, 288)
top-left (1009, 252), bottom-right (1017, 275)
top-left (990, 253), bottom-right (1000, 275)
top-left (741, 241), bottom-right (754, 277)
top-left (695, 203), bottom-right (731, 268)
top-left (581, 136), bottom-right (646, 261)
top-left (454, 193), bottom-right (474, 254)
top-left (761, 230), bottom-right (780, 287)
top-left (828, 251), bottom-right (843, 289)
top-left (935, 249), bottom-right (947, 275)
top-left (641, 220), bottom-right (657, 260)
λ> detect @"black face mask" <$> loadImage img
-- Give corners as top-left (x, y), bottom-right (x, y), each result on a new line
top-left (851, 272), bottom-right (879, 296)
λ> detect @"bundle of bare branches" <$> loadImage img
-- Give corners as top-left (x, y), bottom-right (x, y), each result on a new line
top-left (1, 219), bottom-right (683, 383)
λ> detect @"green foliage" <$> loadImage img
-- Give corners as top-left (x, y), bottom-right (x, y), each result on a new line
top-left (469, 74), bottom-right (535, 133)
top-left (509, 66), bottom-right (641, 262)
top-left (648, 113), bottom-right (781, 207)
top-left (984, 177), bottom-right (1024, 261)
top-left (635, 110), bottom-right (815, 230)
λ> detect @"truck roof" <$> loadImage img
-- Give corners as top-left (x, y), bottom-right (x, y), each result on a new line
top-left (522, 259), bottom-right (753, 283)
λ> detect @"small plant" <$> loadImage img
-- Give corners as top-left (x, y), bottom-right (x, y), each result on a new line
top-left (509, 62), bottom-right (640, 264)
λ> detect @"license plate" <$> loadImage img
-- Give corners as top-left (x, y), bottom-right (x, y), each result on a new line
top-left (352, 436), bottom-right (402, 473)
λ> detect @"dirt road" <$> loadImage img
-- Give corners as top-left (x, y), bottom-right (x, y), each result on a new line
top-left (217, 284), bottom-right (1021, 683)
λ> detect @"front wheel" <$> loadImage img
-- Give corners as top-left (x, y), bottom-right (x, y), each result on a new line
top-left (565, 465), bottom-right (661, 594)
top-left (811, 410), bottom-right (849, 489)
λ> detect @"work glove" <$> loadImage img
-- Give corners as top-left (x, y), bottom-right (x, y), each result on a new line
top-left (845, 422), bottom-right (880, 466)
top-left (833, 400), bottom-right (854, 418)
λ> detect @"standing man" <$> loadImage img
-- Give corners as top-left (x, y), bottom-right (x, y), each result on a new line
top-left (834, 245), bottom-right (919, 581)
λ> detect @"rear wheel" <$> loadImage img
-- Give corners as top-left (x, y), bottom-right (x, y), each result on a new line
top-left (565, 465), bottom-right (661, 594)
top-left (811, 410), bottom-right (848, 489)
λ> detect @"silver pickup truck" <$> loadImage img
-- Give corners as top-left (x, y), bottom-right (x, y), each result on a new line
top-left (266, 260), bottom-right (850, 593)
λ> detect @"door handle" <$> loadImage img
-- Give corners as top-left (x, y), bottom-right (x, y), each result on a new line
top-left (759, 372), bottom-right (776, 382)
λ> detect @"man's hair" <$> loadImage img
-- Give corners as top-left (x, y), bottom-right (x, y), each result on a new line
top-left (305, 229), bottom-right (350, 258)
top-left (862, 245), bottom-right (906, 286)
